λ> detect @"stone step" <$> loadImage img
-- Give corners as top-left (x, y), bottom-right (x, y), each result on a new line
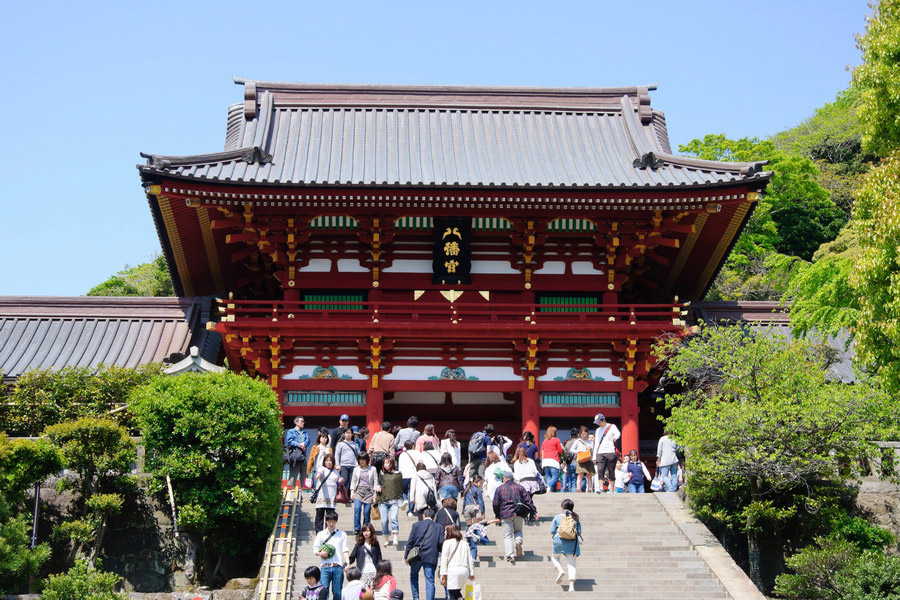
top-left (287, 492), bottom-right (737, 600)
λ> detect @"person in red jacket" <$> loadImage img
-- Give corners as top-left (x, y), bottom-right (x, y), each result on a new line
top-left (540, 426), bottom-right (565, 492)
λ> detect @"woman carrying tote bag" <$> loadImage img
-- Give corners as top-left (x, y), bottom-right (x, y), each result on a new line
top-left (439, 524), bottom-right (475, 600)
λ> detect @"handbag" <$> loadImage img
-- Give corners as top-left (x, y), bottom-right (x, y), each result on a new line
top-left (335, 482), bottom-right (350, 504)
top-left (650, 475), bottom-right (663, 492)
top-left (303, 477), bottom-right (313, 489)
top-left (576, 450), bottom-right (592, 464)
top-left (371, 503), bottom-right (380, 520)
top-left (405, 544), bottom-right (421, 564)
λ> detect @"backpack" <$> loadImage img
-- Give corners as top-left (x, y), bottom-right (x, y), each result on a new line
top-left (558, 512), bottom-right (578, 540)
top-left (468, 432), bottom-right (486, 456)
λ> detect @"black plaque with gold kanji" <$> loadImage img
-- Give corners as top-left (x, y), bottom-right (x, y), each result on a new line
top-left (432, 216), bottom-right (472, 284)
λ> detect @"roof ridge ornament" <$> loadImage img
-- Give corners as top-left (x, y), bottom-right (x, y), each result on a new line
top-left (241, 146), bottom-right (273, 165)
top-left (633, 152), bottom-right (665, 170)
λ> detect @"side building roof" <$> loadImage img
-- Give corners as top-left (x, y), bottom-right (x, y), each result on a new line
top-left (138, 80), bottom-right (771, 190)
top-left (0, 296), bottom-right (221, 380)
top-left (692, 301), bottom-right (855, 384)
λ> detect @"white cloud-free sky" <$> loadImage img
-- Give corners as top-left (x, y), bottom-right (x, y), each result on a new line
top-left (0, 0), bottom-right (869, 295)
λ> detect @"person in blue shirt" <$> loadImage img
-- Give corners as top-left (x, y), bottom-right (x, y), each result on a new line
top-left (284, 416), bottom-right (311, 489)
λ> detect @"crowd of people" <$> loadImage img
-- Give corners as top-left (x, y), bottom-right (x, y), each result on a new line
top-left (283, 413), bottom-right (684, 599)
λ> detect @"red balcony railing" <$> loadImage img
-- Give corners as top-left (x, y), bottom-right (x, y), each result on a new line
top-left (216, 299), bottom-right (687, 328)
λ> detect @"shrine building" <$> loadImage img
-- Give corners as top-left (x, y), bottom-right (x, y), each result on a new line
top-left (137, 79), bottom-right (772, 454)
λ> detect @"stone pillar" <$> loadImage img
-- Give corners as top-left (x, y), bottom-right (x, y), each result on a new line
top-left (621, 385), bottom-right (639, 456)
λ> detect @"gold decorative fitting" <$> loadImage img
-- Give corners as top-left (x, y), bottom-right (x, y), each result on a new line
top-left (414, 290), bottom-right (425, 301)
top-left (288, 280), bottom-right (295, 287)
top-left (608, 316), bottom-right (615, 321)
top-left (525, 282), bottom-right (532, 289)
top-left (288, 314), bottom-right (295, 319)
top-left (373, 281), bottom-right (380, 287)
top-left (147, 185), bottom-right (162, 195)
top-left (608, 284), bottom-right (615, 290)
top-left (479, 291), bottom-right (490, 301)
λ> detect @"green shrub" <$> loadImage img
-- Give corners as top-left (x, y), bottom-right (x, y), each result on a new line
top-left (130, 372), bottom-right (282, 577)
top-left (834, 516), bottom-right (895, 551)
top-left (44, 419), bottom-right (135, 565)
top-left (2, 364), bottom-right (163, 436)
top-left (42, 559), bottom-right (127, 600)
top-left (774, 536), bottom-right (900, 600)
top-left (0, 434), bottom-right (61, 594)
top-left (0, 510), bottom-right (51, 594)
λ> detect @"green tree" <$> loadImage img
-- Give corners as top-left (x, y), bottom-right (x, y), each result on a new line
top-left (680, 135), bottom-right (845, 262)
top-left (774, 87), bottom-right (872, 217)
top-left (87, 254), bottom-right (174, 297)
top-left (851, 151), bottom-right (900, 392)
top-left (44, 419), bottom-right (136, 566)
top-left (782, 225), bottom-right (862, 338)
top-left (657, 324), bottom-right (896, 591)
top-left (129, 372), bottom-right (283, 584)
top-left (1, 364), bottom-right (163, 437)
top-left (42, 559), bottom-right (127, 600)
top-left (0, 434), bottom-right (61, 594)
top-left (853, 0), bottom-right (900, 157)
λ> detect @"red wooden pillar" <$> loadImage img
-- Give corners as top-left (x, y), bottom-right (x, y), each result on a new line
top-left (521, 378), bottom-right (539, 439)
top-left (620, 384), bottom-right (639, 456)
top-left (366, 384), bottom-right (383, 445)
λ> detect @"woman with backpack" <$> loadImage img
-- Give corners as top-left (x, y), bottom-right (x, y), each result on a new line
top-left (409, 461), bottom-right (438, 520)
top-left (549, 498), bottom-right (582, 593)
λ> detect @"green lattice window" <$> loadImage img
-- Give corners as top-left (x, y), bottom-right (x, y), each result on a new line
top-left (540, 393), bottom-right (619, 407)
top-left (284, 391), bottom-right (365, 406)
top-left (303, 293), bottom-right (365, 310)
top-left (537, 295), bottom-right (600, 313)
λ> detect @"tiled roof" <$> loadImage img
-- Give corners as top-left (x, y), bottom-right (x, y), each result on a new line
top-left (0, 296), bottom-right (220, 379)
top-left (138, 80), bottom-right (771, 190)
top-left (692, 301), bottom-right (856, 384)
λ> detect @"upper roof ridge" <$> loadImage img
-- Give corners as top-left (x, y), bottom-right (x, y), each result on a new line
top-left (234, 77), bottom-right (658, 117)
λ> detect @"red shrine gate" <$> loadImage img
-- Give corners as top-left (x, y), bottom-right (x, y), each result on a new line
top-left (139, 80), bottom-right (771, 452)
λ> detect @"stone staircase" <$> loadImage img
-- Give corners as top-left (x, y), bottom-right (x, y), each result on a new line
top-left (287, 491), bottom-right (740, 600)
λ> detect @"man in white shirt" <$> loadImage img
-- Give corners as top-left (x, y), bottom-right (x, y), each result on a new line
top-left (657, 431), bottom-right (680, 492)
top-left (313, 511), bottom-right (350, 599)
top-left (591, 413), bottom-right (620, 493)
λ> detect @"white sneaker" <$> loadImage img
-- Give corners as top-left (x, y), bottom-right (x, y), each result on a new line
top-left (392, 534), bottom-right (399, 546)
top-left (555, 571), bottom-right (565, 584)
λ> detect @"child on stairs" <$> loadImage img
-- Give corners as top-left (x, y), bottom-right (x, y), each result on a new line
top-left (463, 510), bottom-right (499, 563)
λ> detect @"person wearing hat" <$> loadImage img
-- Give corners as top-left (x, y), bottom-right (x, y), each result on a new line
top-left (491, 471), bottom-right (538, 564)
top-left (330, 414), bottom-right (351, 450)
top-left (313, 511), bottom-right (350, 600)
top-left (592, 413), bottom-right (620, 493)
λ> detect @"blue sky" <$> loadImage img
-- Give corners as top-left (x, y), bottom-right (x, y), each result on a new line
top-left (0, 0), bottom-right (869, 295)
